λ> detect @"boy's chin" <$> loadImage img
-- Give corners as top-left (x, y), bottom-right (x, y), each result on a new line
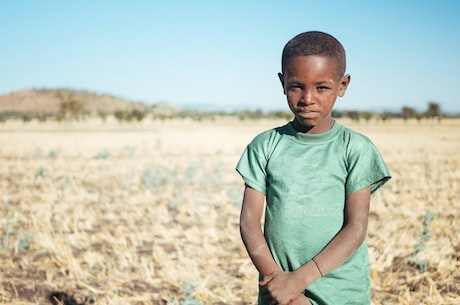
top-left (292, 118), bottom-right (315, 132)
top-left (292, 116), bottom-right (335, 133)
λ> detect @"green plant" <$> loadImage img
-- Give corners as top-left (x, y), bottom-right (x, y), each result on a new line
top-left (1, 200), bottom-right (34, 254)
top-left (35, 166), bottom-right (48, 178)
top-left (411, 211), bottom-right (434, 272)
top-left (94, 149), bottom-right (111, 159)
top-left (179, 281), bottom-right (203, 305)
top-left (47, 149), bottom-right (60, 159)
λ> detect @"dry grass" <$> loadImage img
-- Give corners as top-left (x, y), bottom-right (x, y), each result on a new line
top-left (0, 117), bottom-right (458, 305)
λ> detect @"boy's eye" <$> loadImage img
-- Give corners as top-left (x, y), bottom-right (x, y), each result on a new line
top-left (317, 86), bottom-right (330, 91)
top-left (288, 84), bottom-right (302, 91)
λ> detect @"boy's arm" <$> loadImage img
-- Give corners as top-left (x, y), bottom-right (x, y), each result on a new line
top-left (239, 185), bottom-right (280, 277)
top-left (296, 186), bottom-right (371, 284)
top-left (261, 187), bottom-right (371, 305)
top-left (241, 186), bottom-right (310, 304)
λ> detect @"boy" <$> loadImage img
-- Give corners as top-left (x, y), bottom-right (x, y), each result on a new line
top-left (236, 31), bottom-right (391, 305)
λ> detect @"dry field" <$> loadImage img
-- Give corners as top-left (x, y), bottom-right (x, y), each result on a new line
top-left (0, 117), bottom-right (459, 305)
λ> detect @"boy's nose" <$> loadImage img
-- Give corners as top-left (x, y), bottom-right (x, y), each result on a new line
top-left (301, 90), bottom-right (314, 105)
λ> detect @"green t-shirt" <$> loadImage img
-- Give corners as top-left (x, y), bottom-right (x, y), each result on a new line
top-left (236, 121), bottom-right (391, 305)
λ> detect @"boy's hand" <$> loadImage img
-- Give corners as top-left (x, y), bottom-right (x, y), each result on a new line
top-left (259, 271), bottom-right (305, 305)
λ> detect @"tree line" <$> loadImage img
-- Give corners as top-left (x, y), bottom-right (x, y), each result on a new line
top-left (0, 98), bottom-right (454, 124)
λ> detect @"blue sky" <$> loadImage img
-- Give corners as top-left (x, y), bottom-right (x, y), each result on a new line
top-left (1, 1), bottom-right (459, 113)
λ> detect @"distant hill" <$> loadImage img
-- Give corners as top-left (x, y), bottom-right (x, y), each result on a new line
top-left (0, 88), bottom-right (150, 114)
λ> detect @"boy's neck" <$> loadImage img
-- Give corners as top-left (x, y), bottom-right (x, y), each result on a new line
top-left (291, 118), bottom-right (335, 134)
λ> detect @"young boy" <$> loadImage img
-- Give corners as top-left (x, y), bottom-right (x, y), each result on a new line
top-left (236, 31), bottom-right (391, 305)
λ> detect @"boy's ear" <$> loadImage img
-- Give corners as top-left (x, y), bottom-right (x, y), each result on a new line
top-left (278, 73), bottom-right (286, 94)
top-left (338, 74), bottom-right (351, 97)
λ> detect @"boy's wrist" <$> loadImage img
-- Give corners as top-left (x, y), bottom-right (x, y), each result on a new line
top-left (295, 260), bottom-right (322, 288)
top-left (262, 268), bottom-right (281, 278)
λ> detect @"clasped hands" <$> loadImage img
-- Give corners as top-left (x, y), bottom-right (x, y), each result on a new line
top-left (259, 271), bottom-right (312, 305)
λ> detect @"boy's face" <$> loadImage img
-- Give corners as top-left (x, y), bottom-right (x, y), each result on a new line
top-left (279, 55), bottom-right (350, 134)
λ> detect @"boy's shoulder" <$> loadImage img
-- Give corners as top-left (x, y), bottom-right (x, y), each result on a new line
top-left (248, 123), bottom-right (292, 146)
top-left (340, 124), bottom-right (375, 146)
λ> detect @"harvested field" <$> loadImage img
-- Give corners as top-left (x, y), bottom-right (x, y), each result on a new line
top-left (0, 118), bottom-right (459, 305)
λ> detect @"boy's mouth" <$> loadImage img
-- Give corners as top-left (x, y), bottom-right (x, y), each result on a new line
top-left (296, 110), bottom-right (318, 118)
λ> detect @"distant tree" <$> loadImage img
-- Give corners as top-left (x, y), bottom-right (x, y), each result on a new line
top-left (347, 111), bottom-right (360, 122)
top-left (97, 111), bottom-right (108, 122)
top-left (112, 109), bottom-right (146, 122)
top-left (267, 110), bottom-right (293, 121)
top-left (152, 113), bottom-right (169, 121)
top-left (237, 109), bottom-right (264, 121)
top-left (114, 110), bottom-right (125, 123)
top-left (130, 109), bottom-right (146, 122)
top-left (426, 101), bottom-right (441, 121)
top-left (21, 113), bottom-right (32, 124)
top-left (402, 106), bottom-right (417, 121)
top-left (361, 112), bottom-right (374, 122)
top-left (37, 113), bottom-right (47, 123)
top-left (380, 112), bottom-right (392, 123)
top-left (253, 109), bottom-right (264, 120)
top-left (57, 91), bottom-right (84, 122)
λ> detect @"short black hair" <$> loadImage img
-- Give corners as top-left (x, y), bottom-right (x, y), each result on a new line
top-left (281, 31), bottom-right (346, 77)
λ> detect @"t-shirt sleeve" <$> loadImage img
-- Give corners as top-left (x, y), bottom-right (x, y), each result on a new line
top-left (236, 143), bottom-right (268, 195)
top-left (345, 137), bottom-right (391, 196)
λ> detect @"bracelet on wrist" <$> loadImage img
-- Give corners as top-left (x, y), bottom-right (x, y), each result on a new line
top-left (312, 258), bottom-right (323, 277)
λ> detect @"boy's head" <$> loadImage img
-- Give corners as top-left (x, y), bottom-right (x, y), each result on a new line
top-left (278, 31), bottom-right (350, 134)
top-left (281, 31), bottom-right (346, 79)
